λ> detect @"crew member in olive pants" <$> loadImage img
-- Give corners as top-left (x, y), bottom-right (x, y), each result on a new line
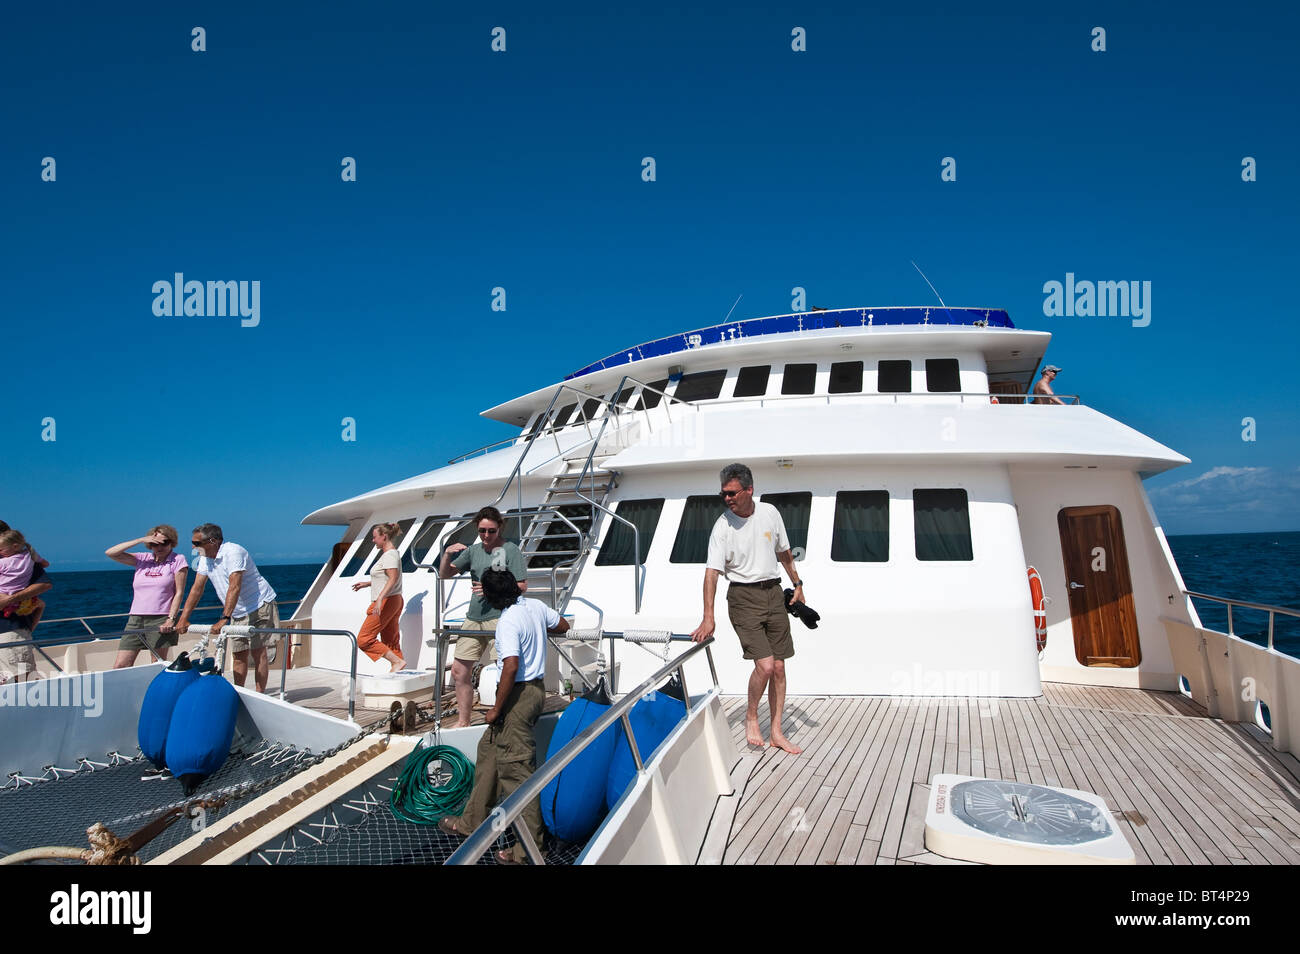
top-left (441, 568), bottom-right (569, 863)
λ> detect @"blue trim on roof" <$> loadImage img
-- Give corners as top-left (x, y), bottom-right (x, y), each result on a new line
top-left (564, 306), bottom-right (1013, 380)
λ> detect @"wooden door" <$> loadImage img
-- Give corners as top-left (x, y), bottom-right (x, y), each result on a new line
top-left (1057, 505), bottom-right (1141, 667)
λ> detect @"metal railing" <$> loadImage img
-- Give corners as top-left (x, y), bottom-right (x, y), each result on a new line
top-left (186, 623), bottom-right (360, 721)
top-left (39, 598), bottom-right (303, 638)
top-left (706, 390), bottom-right (1083, 408)
top-left (1185, 590), bottom-right (1300, 655)
top-left (0, 630), bottom-right (148, 675)
top-left (445, 633), bottom-right (718, 866)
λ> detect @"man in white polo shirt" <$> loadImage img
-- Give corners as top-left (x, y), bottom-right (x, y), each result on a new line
top-left (441, 567), bottom-right (568, 864)
top-left (177, 523), bottom-right (279, 693)
top-left (691, 463), bottom-right (804, 754)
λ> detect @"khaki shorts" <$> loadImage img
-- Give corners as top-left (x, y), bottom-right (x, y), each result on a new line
top-left (727, 582), bottom-right (794, 661)
top-left (120, 614), bottom-right (179, 653)
top-left (228, 601), bottom-right (280, 654)
top-left (0, 628), bottom-right (35, 681)
top-left (453, 617), bottom-right (497, 663)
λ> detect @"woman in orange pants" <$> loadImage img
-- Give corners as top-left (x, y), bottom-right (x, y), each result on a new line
top-left (351, 523), bottom-right (405, 672)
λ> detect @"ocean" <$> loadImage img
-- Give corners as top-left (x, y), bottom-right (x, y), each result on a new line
top-left (25, 531), bottom-right (1300, 655)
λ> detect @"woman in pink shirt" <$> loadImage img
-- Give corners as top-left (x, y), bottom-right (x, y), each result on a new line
top-left (105, 525), bottom-right (189, 668)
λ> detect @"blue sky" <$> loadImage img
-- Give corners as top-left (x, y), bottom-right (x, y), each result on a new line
top-left (2, 1), bottom-right (1296, 568)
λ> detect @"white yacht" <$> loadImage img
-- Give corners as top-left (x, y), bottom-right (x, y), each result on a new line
top-left (5, 305), bottom-right (1298, 867)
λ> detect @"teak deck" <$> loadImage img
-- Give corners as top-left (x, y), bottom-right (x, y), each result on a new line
top-left (718, 684), bottom-right (1300, 865)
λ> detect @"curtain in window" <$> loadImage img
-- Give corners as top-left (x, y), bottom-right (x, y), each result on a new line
top-left (831, 492), bottom-right (889, 562)
top-left (670, 495), bottom-right (725, 563)
top-left (596, 499), bottom-right (665, 566)
top-left (914, 489), bottom-right (973, 561)
top-left (760, 492), bottom-right (812, 558)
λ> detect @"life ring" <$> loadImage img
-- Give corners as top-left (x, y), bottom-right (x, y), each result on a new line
top-left (1027, 566), bottom-right (1047, 652)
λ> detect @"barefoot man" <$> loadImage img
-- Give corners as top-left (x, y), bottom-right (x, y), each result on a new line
top-left (691, 463), bottom-right (804, 754)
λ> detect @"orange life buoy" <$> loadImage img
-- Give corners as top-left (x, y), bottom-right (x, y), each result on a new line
top-left (1027, 566), bottom-right (1047, 652)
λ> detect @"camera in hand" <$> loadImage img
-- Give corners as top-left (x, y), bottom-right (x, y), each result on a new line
top-left (783, 588), bottom-right (821, 629)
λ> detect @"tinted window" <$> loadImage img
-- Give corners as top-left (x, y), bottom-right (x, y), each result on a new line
top-left (878, 360), bottom-right (911, 393)
top-left (914, 489), bottom-right (973, 561)
top-left (363, 519), bottom-right (417, 574)
top-left (926, 359), bottom-right (961, 393)
top-left (596, 498), bottom-right (665, 566)
top-left (340, 527), bottom-right (380, 577)
top-left (552, 403), bottom-right (576, 428)
top-left (674, 370), bottom-right (728, 403)
top-left (781, 363), bottom-right (817, 395)
top-left (634, 379), bottom-right (670, 410)
top-left (760, 492), bottom-right (812, 561)
top-left (404, 517), bottom-right (447, 572)
top-left (614, 387), bottom-right (636, 406)
top-left (831, 492), bottom-right (889, 562)
top-left (733, 365), bottom-right (771, 398)
top-left (523, 412), bottom-right (547, 440)
top-left (580, 397), bottom-right (604, 422)
top-left (829, 361), bottom-right (864, 394)
top-left (527, 504), bottom-right (593, 569)
top-left (669, 495), bottom-right (725, 563)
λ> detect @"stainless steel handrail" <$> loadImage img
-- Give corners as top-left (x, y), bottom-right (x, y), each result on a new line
top-left (445, 633), bottom-right (716, 866)
top-left (705, 391), bottom-right (1083, 407)
top-left (0, 630), bottom-right (148, 674)
top-left (1185, 590), bottom-right (1300, 654)
top-left (40, 598), bottom-right (303, 636)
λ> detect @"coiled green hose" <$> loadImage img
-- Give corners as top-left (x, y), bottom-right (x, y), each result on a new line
top-left (390, 743), bottom-right (475, 824)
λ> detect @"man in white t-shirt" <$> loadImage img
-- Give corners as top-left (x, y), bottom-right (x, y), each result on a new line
top-left (177, 523), bottom-right (279, 692)
top-left (440, 568), bottom-right (569, 864)
top-left (691, 463), bottom-right (804, 754)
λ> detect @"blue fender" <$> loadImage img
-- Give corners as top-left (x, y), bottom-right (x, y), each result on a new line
top-left (165, 673), bottom-right (239, 793)
top-left (137, 659), bottom-right (200, 770)
top-left (541, 683), bottom-right (619, 842)
top-left (605, 690), bottom-right (686, 810)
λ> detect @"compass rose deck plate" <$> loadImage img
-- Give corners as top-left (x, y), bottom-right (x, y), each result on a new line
top-left (925, 774), bottom-right (1134, 864)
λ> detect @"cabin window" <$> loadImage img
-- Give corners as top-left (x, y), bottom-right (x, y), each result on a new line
top-left (673, 370), bottom-right (728, 403)
top-left (552, 403), bottom-right (577, 429)
top-left (523, 412), bottom-right (547, 440)
top-left (527, 504), bottom-right (593, 568)
top-left (913, 489), bottom-right (973, 561)
top-left (634, 379), bottom-right (670, 410)
top-left (760, 492), bottom-right (812, 561)
top-left (831, 492), bottom-right (890, 562)
top-left (404, 517), bottom-right (447, 572)
top-left (926, 359), bottom-right (961, 393)
top-left (360, 518), bottom-right (417, 573)
top-left (339, 528), bottom-right (380, 577)
top-left (596, 498), bottom-right (665, 566)
top-left (781, 363), bottom-right (817, 395)
top-left (344, 519), bottom-right (417, 577)
top-left (502, 508), bottom-right (528, 545)
top-left (669, 494), bottom-right (726, 563)
top-left (829, 361), bottom-right (864, 394)
top-left (579, 397), bottom-right (604, 423)
top-left (614, 387), bottom-right (636, 407)
top-left (733, 365), bottom-right (771, 398)
top-left (877, 360), bottom-right (911, 393)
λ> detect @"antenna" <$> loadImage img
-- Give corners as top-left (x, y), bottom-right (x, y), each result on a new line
top-left (910, 261), bottom-right (947, 309)
top-left (722, 294), bottom-right (743, 324)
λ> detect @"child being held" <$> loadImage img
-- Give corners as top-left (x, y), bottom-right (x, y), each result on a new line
top-left (0, 529), bottom-right (47, 630)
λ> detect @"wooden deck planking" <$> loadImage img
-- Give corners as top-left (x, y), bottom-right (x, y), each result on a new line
top-left (719, 683), bottom-right (1300, 865)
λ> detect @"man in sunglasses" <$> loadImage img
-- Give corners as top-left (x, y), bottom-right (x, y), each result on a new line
top-left (439, 506), bottom-right (527, 727)
top-left (691, 463), bottom-right (804, 754)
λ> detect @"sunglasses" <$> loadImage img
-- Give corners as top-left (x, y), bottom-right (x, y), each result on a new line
top-left (478, 527), bottom-right (500, 535)
top-left (191, 540), bottom-right (206, 547)
top-left (147, 541), bottom-right (171, 547)
top-left (720, 489), bottom-right (746, 498)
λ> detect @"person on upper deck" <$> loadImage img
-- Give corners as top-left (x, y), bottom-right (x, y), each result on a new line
top-left (105, 525), bottom-right (189, 668)
top-left (350, 522), bottom-right (406, 673)
top-left (438, 506), bottom-right (527, 728)
top-left (176, 524), bottom-right (279, 692)
top-left (1033, 365), bottom-right (1067, 405)
top-left (691, 463), bottom-right (805, 755)
top-left (439, 568), bottom-right (567, 864)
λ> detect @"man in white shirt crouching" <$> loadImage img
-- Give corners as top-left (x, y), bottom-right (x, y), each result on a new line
top-left (440, 568), bottom-right (569, 864)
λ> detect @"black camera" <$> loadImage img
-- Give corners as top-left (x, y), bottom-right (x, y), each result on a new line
top-left (783, 588), bottom-right (821, 629)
